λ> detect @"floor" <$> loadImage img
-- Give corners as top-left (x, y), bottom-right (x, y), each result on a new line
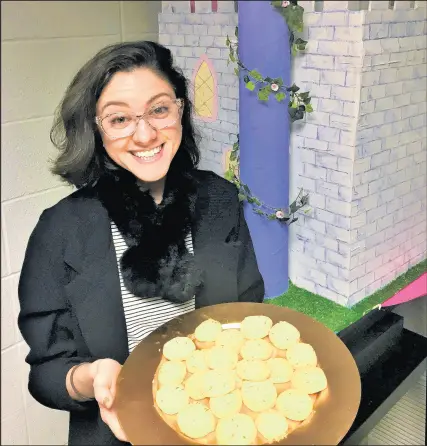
top-left (361, 296), bottom-right (427, 445)
top-left (367, 372), bottom-right (426, 445)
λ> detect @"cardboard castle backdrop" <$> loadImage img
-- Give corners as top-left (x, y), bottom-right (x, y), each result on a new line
top-left (158, 0), bottom-right (427, 307)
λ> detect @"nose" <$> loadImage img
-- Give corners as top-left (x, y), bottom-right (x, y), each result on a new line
top-left (132, 117), bottom-right (157, 144)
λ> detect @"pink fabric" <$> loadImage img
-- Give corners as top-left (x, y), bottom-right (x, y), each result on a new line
top-left (382, 272), bottom-right (427, 307)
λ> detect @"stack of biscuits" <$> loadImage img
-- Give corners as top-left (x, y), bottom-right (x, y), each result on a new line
top-left (152, 316), bottom-right (328, 445)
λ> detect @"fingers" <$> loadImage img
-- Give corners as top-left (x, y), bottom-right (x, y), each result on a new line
top-left (92, 358), bottom-right (126, 441)
top-left (93, 374), bottom-right (114, 409)
top-left (93, 359), bottom-right (122, 410)
top-left (100, 407), bottom-right (128, 442)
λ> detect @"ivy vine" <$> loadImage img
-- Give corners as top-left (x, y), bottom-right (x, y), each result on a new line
top-left (225, 0), bottom-right (311, 224)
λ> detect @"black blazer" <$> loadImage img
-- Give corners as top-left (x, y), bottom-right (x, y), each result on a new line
top-left (18, 170), bottom-right (264, 445)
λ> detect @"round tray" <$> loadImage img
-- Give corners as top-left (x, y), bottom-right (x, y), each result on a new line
top-left (115, 303), bottom-right (361, 445)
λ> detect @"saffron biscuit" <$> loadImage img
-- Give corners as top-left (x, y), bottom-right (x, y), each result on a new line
top-left (240, 315), bottom-right (273, 340)
top-left (286, 343), bottom-right (317, 368)
top-left (163, 336), bottom-right (196, 361)
top-left (256, 410), bottom-right (289, 443)
top-left (177, 403), bottom-right (216, 439)
top-left (216, 413), bottom-right (257, 445)
top-left (276, 389), bottom-right (313, 422)
top-left (209, 389), bottom-right (242, 419)
top-left (268, 321), bottom-right (300, 350)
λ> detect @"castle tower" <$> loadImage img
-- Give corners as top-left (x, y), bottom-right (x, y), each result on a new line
top-left (289, 0), bottom-right (426, 306)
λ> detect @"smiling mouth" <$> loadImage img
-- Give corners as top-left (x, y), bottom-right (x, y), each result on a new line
top-left (131, 143), bottom-right (164, 162)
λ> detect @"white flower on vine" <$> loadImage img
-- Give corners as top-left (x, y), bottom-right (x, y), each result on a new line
top-left (275, 210), bottom-right (286, 220)
top-left (271, 83), bottom-right (279, 92)
top-left (282, 1), bottom-right (290, 7)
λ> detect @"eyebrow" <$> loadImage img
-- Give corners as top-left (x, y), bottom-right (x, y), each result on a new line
top-left (100, 93), bottom-right (174, 114)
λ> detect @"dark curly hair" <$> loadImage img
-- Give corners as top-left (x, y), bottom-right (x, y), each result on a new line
top-left (50, 41), bottom-right (200, 187)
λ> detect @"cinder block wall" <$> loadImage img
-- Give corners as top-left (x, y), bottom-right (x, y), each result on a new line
top-left (159, 1), bottom-right (238, 174)
top-left (1, 2), bottom-right (160, 444)
top-left (289, 0), bottom-right (427, 306)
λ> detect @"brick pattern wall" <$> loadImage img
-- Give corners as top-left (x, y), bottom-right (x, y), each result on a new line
top-left (1, 2), bottom-right (161, 444)
top-left (289, 0), bottom-right (427, 306)
top-left (350, 1), bottom-right (427, 305)
top-left (159, 1), bottom-right (238, 174)
top-left (289, 2), bottom-right (363, 306)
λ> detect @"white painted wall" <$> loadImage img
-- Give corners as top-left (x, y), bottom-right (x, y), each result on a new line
top-left (1, 1), bottom-right (160, 444)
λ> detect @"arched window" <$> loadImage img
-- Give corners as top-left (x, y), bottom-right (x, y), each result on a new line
top-left (192, 55), bottom-right (218, 122)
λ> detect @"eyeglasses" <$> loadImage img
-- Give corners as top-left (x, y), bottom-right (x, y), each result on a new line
top-left (95, 98), bottom-right (184, 140)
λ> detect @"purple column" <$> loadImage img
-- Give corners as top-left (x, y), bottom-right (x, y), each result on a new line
top-left (238, 1), bottom-right (291, 298)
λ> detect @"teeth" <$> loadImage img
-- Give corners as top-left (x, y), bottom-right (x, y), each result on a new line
top-left (134, 145), bottom-right (162, 158)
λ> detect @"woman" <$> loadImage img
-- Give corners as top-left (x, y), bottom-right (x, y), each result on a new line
top-left (18, 41), bottom-right (264, 445)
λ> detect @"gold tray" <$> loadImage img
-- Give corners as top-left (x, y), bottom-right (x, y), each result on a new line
top-left (115, 303), bottom-right (361, 445)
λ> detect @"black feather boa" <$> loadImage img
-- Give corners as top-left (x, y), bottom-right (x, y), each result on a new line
top-left (95, 167), bottom-right (203, 303)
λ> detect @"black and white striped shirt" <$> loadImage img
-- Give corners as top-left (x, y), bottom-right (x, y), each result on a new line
top-left (111, 222), bottom-right (196, 352)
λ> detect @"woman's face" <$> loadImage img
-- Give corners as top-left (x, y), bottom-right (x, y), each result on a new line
top-left (96, 67), bottom-right (183, 183)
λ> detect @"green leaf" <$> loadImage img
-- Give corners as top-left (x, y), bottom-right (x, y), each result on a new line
top-left (295, 38), bottom-right (307, 51)
top-left (238, 193), bottom-right (246, 202)
top-left (268, 214), bottom-right (276, 220)
top-left (299, 92), bottom-right (310, 101)
top-left (244, 75), bottom-right (250, 83)
top-left (279, 4), bottom-right (304, 34)
top-left (229, 151), bottom-right (236, 162)
top-left (289, 201), bottom-right (299, 214)
top-left (273, 78), bottom-right (284, 87)
top-left (234, 67), bottom-right (239, 76)
top-left (294, 38), bottom-right (306, 45)
top-left (233, 141), bottom-right (239, 151)
top-left (224, 170), bottom-right (233, 181)
top-left (275, 92), bottom-right (286, 102)
top-left (292, 44), bottom-right (297, 57)
top-left (229, 53), bottom-right (236, 62)
top-left (291, 101), bottom-right (298, 108)
top-left (301, 194), bottom-right (310, 206)
top-left (243, 184), bottom-right (251, 194)
top-left (306, 103), bottom-right (313, 113)
top-left (257, 89), bottom-right (270, 102)
top-left (264, 77), bottom-right (274, 84)
top-left (245, 81), bottom-right (256, 91)
top-left (249, 69), bottom-right (263, 81)
top-left (287, 83), bottom-right (300, 93)
top-left (271, 0), bottom-right (283, 7)
top-left (252, 197), bottom-right (261, 206)
top-left (226, 36), bottom-right (231, 46)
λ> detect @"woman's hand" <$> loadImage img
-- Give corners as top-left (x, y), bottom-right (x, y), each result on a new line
top-left (89, 359), bottom-right (128, 442)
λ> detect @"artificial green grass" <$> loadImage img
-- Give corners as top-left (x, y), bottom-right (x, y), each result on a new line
top-left (267, 259), bottom-right (427, 333)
